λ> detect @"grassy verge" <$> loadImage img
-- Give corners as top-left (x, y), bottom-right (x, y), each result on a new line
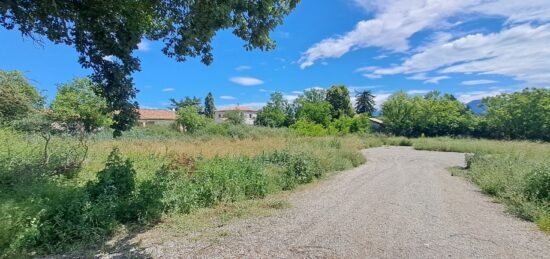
top-left (0, 126), bottom-right (380, 257)
top-left (409, 137), bottom-right (550, 234)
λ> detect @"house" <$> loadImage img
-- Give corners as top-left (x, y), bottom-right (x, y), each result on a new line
top-left (369, 117), bottom-right (384, 129)
top-left (214, 106), bottom-right (257, 125)
top-left (137, 109), bottom-right (176, 126)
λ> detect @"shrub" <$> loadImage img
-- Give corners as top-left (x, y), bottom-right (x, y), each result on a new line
top-left (176, 106), bottom-right (210, 133)
top-left (290, 119), bottom-right (327, 136)
top-left (87, 148), bottom-right (136, 200)
top-left (525, 164), bottom-right (550, 202)
top-left (224, 110), bottom-right (245, 125)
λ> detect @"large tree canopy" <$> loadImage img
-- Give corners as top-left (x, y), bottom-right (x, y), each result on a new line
top-left (0, 70), bottom-right (44, 122)
top-left (0, 0), bottom-right (299, 136)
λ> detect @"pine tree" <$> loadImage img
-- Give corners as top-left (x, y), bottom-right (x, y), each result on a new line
top-left (355, 90), bottom-right (376, 116)
top-left (204, 92), bottom-right (215, 118)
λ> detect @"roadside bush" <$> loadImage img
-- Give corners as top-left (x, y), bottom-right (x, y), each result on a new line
top-left (261, 150), bottom-right (323, 190)
top-left (525, 164), bottom-right (550, 203)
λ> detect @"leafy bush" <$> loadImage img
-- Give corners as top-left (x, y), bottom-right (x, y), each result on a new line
top-left (176, 106), bottom-right (210, 133)
top-left (525, 164), bottom-right (550, 202)
top-left (290, 119), bottom-right (327, 136)
top-left (224, 110), bottom-right (245, 125)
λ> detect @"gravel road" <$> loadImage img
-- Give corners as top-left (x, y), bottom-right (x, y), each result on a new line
top-left (132, 146), bottom-right (550, 258)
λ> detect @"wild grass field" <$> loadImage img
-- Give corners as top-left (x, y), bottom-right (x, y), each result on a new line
top-left (0, 125), bottom-right (378, 257)
top-left (1, 123), bottom-right (549, 257)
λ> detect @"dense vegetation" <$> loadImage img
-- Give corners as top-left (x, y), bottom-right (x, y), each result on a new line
top-left (381, 89), bottom-right (550, 141)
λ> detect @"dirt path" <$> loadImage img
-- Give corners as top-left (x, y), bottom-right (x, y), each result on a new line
top-left (120, 146), bottom-right (550, 258)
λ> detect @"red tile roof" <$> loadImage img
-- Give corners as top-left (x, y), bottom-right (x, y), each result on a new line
top-left (138, 109), bottom-right (176, 120)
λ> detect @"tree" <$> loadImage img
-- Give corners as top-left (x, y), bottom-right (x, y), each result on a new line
top-left (255, 92), bottom-right (289, 127)
top-left (0, 70), bottom-right (44, 122)
top-left (51, 78), bottom-right (111, 133)
top-left (326, 85), bottom-right (354, 118)
top-left (170, 96), bottom-right (201, 111)
top-left (224, 110), bottom-right (245, 125)
top-left (0, 1), bottom-right (299, 136)
top-left (176, 106), bottom-right (209, 133)
top-left (482, 88), bottom-right (550, 140)
top-left (296, 101), bottom-right (332, 126)
top-left (381, 92), bottom-right (417, 136)
top-left (204, 92), bottom-right (215, 118)
top-left (296, 88), bottom-right (326, 104)
top-left (381, 91), bottom-right (475, 137)
top-left (355, 90), bottom-right (376, 116)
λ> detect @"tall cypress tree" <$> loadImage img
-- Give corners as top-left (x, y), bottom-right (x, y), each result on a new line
top-left (204, 92), bottom-right (215, 118)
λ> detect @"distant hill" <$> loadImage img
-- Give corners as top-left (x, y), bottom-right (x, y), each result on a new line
top-left (466, 99), bottom-right (486, 114)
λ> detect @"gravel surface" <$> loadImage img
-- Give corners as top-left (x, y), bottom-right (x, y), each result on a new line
top-left (115, 146), bottom-right (550, 258)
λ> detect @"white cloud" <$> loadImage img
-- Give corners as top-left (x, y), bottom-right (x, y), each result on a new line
top-left (425, 76), bottom-right (450, 84)
top-left (407, 89), bottom-right (431, 95)
top-left (364, 73), bottom-right (383, 79)
top-left (162, 88), bottom-right (175, 92)
top-left (456, 89), bottom-right (507, 103)
top-left (374, 93), bottom-right (392, 109)
top-left (406, 73), bottom-right (450, 84)
top-left (373, 24), bottom-right (550, 85)
top-left (299, 0), bottom-right (478, 68)
top-left (291, 91), bottom-right (303, 94)
top-left (137, 40), bottom-right (151, 52)
top-left (230, 77), bottom-right (264, 86)
top-left (300, 0), bottom-right (550, 72)
top-left (235, 65), bottom-right (252, 71)
top-left (283, 95), bottom-right (299, 101)
top-left (461, 80), bottom-right (498, 85)
top-left (220, 96), bottom-right (236, 100)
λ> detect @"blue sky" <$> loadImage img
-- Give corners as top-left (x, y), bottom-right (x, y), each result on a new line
top-left (1, 0), bottom-right (549, 109)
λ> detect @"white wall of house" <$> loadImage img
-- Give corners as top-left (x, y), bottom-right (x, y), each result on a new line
top-left (214, 110), bottom-right (257, 125)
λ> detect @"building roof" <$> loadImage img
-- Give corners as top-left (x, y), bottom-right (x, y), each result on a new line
top-left (369, 117), bottom-right (384, 124)
top-left (216, 106), bottom-right (257, 112)
top-left (138, 109), bottom-right (176, 120)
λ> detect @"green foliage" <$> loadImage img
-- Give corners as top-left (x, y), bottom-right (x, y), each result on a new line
top-left (290, 119), bottom-right (328, 136)
top-left (0, 70), bottom-right (44, 123)
top-left (170, 96), bottom-right (201, 111)
top-left (482, 88), bottom-right (550, 140)
top-left (176, 106), bottom-right (210, 133)
top-left (355, 90), bottom-right (376, 115)
top-left (296, 88), bottom-right (326, 103)
top-left (326, 85), bottom-right (354, 119)
top-left (255, 92), bottom-right (290, 127)
top-left (1, 1), bottom-right (298, 135)
top-left (87, 148), bottom-right (136, 200)
top-left (261, 151), bottom-right (323, 190)
top-left (224, 110), bottom-right (245, 125)
top-left (350, 114), bottom-right (372, 133)
top-left (381, 91), bottom-right (475, 137)
top-left (296, 101), bottom-right (332, 126)
top-left (51, 78), bottom-right (111, 132)
top-left (328, 116), bottom-right (354, 135)
top-left (204, 92), bottom-right (215, 118)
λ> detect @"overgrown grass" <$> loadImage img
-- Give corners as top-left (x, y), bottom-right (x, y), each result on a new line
top-left (0, 126), bottom-right (375, 257)
top-left (410, 137), bottom-right (550, 234)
